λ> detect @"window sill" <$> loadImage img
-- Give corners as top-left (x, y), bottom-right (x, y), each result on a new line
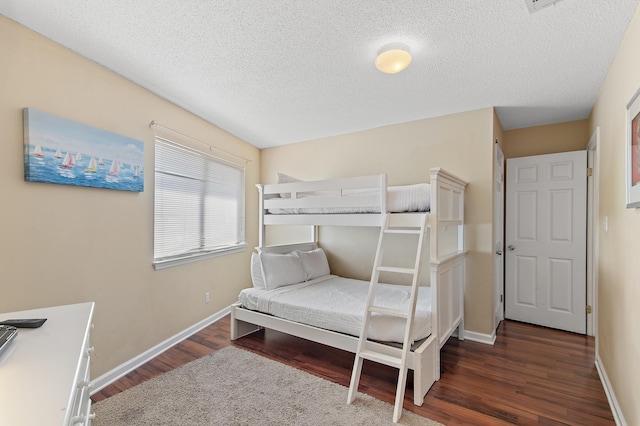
top-left (153, 244), bottom-right (247, 271)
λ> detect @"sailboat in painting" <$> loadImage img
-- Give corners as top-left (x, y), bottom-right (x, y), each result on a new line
top-left (75, 152), bottom-right (82, 164)
top-left (58, 152), bottom-right (75, 169)
top-left (85, 156), bottom-right (97, 173)
top-left (32, 145), bottom-right (45, 158)
top-left (108, 159), bottom-right (120, 176)
top-left (54, 148), bottom-right (63, 158)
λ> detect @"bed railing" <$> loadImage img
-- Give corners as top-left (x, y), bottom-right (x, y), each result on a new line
top-left (261, 175), bottom-right (386, 211)
top-left (257, 174), bottom-right (388, 238)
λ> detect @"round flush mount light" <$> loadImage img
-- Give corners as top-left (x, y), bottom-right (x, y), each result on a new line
top-left (375, 43), bottom-right (412, 74)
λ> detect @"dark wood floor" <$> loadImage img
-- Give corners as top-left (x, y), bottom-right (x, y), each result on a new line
top-left (92, 317), bottom-right (614, 425)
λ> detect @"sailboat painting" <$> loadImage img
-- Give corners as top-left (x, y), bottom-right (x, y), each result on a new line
top-left (23, 108), bottom-right (144, 192)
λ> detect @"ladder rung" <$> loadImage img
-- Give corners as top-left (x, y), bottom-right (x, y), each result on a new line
top-left (359, 349), bottom-right (402, 368)
top-left (376, 266), bottom-right (416, 274)
top-left (384, 228), bottom-right (422, 235)
top-left (369, 305), bottom-right (409, 319)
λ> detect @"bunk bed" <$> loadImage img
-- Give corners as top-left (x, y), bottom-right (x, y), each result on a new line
top-left (230, 167), bottom-right (467, 407)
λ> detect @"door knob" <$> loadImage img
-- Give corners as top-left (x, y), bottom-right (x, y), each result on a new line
top-left (508, 245), bottom-right (515, 251)
top-left (496, 250), bottom-right (503, 255)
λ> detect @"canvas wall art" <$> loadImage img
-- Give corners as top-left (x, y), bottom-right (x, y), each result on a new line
top-left (23, 108), bottom-right (144, 192)
top-left (626, 89), bottom-right (640, 208)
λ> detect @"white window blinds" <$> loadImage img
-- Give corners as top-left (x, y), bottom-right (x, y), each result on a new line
top-left (154, 137), bottom-right (245, 269)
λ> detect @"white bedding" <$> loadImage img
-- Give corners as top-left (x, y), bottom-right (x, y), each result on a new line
top-left (238, 275), bottom-right (432, 344)
top-left (268, 183), bottom-right (431, 214)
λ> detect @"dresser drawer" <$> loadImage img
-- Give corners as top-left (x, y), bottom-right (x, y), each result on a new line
top-left (69, 342), bottom-right (93, 425)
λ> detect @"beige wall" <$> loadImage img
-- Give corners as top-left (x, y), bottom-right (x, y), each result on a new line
top-left (503, 120), bottom-right (589, 158)
top-left (261, 108), bottom-right (497, 336)
top-left (589, 5), bottom-right (640, 425)
top-left (0, 17), bottom-right (260, 377)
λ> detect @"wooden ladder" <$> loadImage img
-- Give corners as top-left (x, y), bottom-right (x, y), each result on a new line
top-left (347, 212), bottom-right (428, 423)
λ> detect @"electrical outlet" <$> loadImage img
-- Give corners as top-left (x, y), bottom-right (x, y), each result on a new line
top-left (205, 292), bottom-right (210, 303)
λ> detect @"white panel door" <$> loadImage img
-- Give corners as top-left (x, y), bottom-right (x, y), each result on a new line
top-left (505, 151), bottom-right (587, 333)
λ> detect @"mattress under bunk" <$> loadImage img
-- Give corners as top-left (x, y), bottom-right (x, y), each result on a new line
top-left (237, 274), bottom-right (432, 344)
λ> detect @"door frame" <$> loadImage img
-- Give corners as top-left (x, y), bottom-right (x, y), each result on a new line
top-left (494, 141), bottom-right (505, 329)
top-left (500, 129), bottom-right (598, 336)
top-left (586, 128), bottom-right (600, 337)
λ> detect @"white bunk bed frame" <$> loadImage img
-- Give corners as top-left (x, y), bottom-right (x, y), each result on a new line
top-left (230, 167), bottom-right (467, 406)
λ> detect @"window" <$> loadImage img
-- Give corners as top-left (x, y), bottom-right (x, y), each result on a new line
top-left (154, 137), bottom-right (245, 270)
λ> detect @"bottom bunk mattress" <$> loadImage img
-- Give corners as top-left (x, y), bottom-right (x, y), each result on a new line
top-left (238, 275), bottom-right (432, 344)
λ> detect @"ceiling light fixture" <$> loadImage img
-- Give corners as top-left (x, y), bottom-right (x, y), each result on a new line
top-left (375, 43), bottom-right (412, 74)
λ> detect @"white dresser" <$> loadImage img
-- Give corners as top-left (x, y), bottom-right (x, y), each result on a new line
top-left (0, 302), bottom-right (95, 426)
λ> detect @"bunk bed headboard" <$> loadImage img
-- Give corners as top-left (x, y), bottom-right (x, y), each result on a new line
top-left (428, 168), bottom-right (467, 261)
top-left (429, 168), bottom-right (466, 222)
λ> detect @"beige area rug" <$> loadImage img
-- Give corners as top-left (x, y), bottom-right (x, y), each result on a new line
top-left (93, 346), bottom-right (441, 426)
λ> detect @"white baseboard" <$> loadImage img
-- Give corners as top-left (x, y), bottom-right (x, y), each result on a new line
top-left (462, 329), bottom-right (496, 345)
top-left (595, 352), bottom-right (627, 426)
top-left (90, 306), bottom-right (230, 394)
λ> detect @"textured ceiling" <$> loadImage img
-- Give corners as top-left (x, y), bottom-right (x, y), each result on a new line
top-left (1, 1), bottom-right (638, 148)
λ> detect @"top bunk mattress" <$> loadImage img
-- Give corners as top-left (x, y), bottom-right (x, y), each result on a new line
top-left (238, 275), bottom-right (432, 344)
top-left (268, 183), bottom-right (431, 214)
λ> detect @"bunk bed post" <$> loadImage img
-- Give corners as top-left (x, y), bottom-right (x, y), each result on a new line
top-left (429, 262), bottom-right (441, 381)
top-left (310, 225), bottom-right (318, 246)
top-left (457, 257), bottom-right (466, 341)
top-left (428, 168), bottom-right (441, 382)
top-left (380, 174), bottom-right (388, 218)
top-left (257, 184), bottom-right (265, 247)
top-left (457, 191), bottom-right (466, 341)
top-left (429, 169), bottom-right (440, 262)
